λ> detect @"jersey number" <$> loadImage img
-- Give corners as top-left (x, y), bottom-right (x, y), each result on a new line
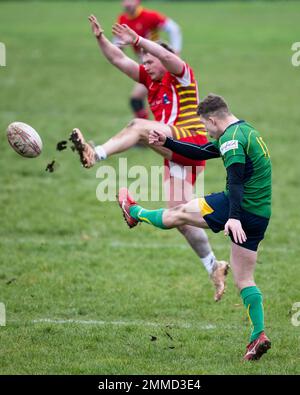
top-left (256, 136), bottom-right (270, 158)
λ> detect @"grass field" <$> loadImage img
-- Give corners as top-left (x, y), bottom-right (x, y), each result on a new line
top-left (1, 0), bottom-right (300, 375)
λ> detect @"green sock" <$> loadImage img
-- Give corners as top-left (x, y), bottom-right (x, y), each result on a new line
top-left (129, 205), bottom-right (168, 229)
top-left (241, 286), bottom-right (264, 342)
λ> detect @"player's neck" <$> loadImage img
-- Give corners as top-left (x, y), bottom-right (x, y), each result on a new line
top-left (218, 115), bottom-right (240, 136)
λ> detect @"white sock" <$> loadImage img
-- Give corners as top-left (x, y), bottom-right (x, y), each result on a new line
top-left (201, 252), bottom-right (216, 275)
top-left (94, 145), bottom-right (107, 161)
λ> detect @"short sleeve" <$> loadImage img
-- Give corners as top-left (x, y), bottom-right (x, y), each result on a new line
top-left (219, 130), bottom-right (246, 168)
top-left (173, 63), bottom-right (193, 87)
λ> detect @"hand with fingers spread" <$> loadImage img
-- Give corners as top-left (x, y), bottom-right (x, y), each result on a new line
top-left (224, 218), bottom-right (247, 244)
top-left (88, 14), bottom-right (104, 38)
top-left (112, 23), bottom-right (138, 46)
top-left (149, 130), bottom-right (167, 146)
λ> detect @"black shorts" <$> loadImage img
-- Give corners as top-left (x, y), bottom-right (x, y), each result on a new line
top-left (199, 192), bottom-right (269, 251)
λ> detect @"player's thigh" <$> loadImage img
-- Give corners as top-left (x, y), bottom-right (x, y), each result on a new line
top-left (135, 120), bottom-right (173, 149)
top-left (181, 198), bottom-right (210, 228)
top-left (230, 243), bottom-right (257, 287)
top-left (131, 82), bottom-right (148, 99)
top-left (135, 119), bottom-right (173, 137)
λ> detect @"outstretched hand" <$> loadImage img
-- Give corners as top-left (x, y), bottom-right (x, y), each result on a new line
top-left (88, 14), bottom-right (104, 38)
top-left (224, 218), bottom-right (247, 244)
top-left (149, 130), bottom-right (167, 146)
top-left (112, 23), bottom-right (138, 46)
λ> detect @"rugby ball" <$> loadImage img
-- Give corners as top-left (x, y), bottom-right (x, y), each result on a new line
top-left (7, 122), bottom-right (42, 158)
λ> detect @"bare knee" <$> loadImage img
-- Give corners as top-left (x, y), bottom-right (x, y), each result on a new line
top-left (164, 204), bottom-right (186, 227)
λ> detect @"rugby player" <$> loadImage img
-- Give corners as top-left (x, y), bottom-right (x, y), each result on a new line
top-left (118, 94), bottom-right (272, 361)
top-left (70, 16), bottom-right (229, 301)
top-left (114, 0), bottom-right (182, 120)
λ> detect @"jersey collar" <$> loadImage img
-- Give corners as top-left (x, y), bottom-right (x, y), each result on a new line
top-left (222, 119), bottom-right (245, 136)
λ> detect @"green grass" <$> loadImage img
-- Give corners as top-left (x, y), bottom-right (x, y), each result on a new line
top-left (1, 0), bottom-right (300, 374)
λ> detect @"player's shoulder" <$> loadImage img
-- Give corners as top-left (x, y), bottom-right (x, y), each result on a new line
top-left (218, 121), bottom-right (249, 156)
top-left (169, 62), bottom-right (195, 87)
top-left (142, 8), bottom-right (163, 16)
top-left (220, 121), bottom-right (248, 143)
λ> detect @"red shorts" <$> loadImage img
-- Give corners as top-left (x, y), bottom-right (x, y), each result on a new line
top-left (164, 127), bottom-right (208, 185)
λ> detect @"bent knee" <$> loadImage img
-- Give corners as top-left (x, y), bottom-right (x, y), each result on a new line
top-left (168, 204), bottom-right (186, 224)
top-left (126, 119), bottom-right (149, 140)
top-left (128, 118), bottom-right (149, 129)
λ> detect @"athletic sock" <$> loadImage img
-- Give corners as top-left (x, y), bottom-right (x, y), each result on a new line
top-left (201, 252), bottom-right (216, 275)
top-left (129, 205), bottom-right (168, 229)
top-left (241, 286), bottom-right (264, 342)
top-left (94, 145), bottom-right (107, 161)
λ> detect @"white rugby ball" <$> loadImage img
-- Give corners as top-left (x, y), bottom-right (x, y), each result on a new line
top-left (7, 122), bottom-right (42, 158)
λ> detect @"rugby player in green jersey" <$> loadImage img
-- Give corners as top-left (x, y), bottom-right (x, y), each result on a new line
top-left (118, 94), bottom-right (272, 361)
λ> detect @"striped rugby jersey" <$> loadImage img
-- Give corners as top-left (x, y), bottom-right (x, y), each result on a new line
top-left (139, 63), bottom-right (206, 138)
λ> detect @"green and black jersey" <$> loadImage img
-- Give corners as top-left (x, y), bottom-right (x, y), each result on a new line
top-left (164, 120), bottom-right (272, 219)
top-left (212, 120), bottom-right (272, 219)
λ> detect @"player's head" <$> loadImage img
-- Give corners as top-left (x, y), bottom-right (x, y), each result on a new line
top-left (197, 94), bottom-right (231, 138)
top-left (142, 43), bottom-right (175, 81)
top-left (122, 0), bottom-right (141, 15)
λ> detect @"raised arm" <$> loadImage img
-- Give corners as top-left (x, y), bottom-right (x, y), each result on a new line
top-left (88, 15), bottom-right (139, 82)
top-left (112, 23), bottom-right (185, 76)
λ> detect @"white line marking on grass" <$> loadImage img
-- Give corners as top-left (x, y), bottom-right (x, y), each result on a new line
top-left (31, 318), bottom-right (216, 330)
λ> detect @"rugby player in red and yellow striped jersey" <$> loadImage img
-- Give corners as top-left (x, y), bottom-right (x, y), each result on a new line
top-left (114, 0), bottom-right (182, 120)
top-left (70, 16), bottom-right (229, 301)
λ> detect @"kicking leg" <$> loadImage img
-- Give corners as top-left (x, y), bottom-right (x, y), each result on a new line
top-left (118, 185), bottom-right (229, 301)
top-left (70, 119), bottom-right (172, 168)
top-left (118, 187), bottom-right (207, 229)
